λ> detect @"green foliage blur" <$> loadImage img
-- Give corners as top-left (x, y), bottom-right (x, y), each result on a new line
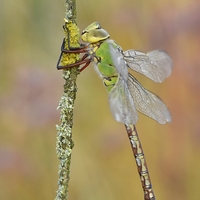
top-left (0, 0), bottom-right (200, 199)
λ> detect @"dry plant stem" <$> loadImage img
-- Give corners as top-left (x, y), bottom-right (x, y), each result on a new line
top-left (55, 0), bottom-right (80, 200)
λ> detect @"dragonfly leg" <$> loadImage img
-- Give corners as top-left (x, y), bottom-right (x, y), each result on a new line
top-left (57, 32), bottom-right (91, 70)
top-left (60, 38), bottom-right (89, 53)
top-left (63, 25), bottom-right (89, 52)
top-left (57, 55), bottom-right (91, 70)
top-left (125, 124), bottom-right (156, 200)
top-left (57, 46), bottom-right (92, 70)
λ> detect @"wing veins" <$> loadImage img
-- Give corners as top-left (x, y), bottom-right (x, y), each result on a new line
top-left (124, 50), bottom-right (173, 83)
top-left (128, 73), bottom-right (171, 124)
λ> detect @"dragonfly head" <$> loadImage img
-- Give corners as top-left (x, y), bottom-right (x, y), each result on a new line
top-left (81, 22), bottom-right (110, 43)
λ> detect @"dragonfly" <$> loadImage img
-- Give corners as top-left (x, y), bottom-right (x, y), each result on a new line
top-left (57, 22), bottom-right (172, 200)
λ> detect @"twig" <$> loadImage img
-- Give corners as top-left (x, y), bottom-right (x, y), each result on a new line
top-left (55, 0), bottom-right (80, 199)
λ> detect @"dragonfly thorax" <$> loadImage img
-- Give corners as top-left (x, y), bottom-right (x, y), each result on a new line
top-left (87, 39), bottom-right (125, 93)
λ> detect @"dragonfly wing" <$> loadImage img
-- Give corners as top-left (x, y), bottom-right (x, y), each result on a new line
top-left (124, 50), bottom-right (173, 83)
top-left (108, 40), bottom-right (129, 81)
top-left (128, 74), bottom-right (171, 124)
top-left (109, 76), bottom-right (138, 125)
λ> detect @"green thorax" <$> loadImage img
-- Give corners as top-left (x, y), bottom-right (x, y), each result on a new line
top-left (92, 39), bottom-right (120, 92)
top-left (81, 22), bottom-right (121, 92)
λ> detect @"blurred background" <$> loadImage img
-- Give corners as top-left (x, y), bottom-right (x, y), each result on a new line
top-left (0, 0), bottom-right (200, 199)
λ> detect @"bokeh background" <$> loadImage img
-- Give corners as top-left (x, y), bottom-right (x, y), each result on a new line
top-left (1, 0), bottom-right (200, 199)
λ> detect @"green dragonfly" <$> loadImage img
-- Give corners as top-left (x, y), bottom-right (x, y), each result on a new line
top-left (57, 22), bottom-right (172, 200)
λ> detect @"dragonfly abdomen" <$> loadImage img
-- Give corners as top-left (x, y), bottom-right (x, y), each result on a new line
top-left (126, 124), bottom-right (155, 200)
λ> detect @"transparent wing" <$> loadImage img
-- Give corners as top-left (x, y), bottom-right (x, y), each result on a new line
top-left (128, 74), bottom-right (171, 124)
top-left (124, 50), bottom-right (173, 83)
top-left (108, 76), bottom-right (138, 125)
top-left (108, 40), bottom-right (129, 81)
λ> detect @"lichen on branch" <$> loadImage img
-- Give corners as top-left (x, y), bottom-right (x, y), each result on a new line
top-left (55, 0), bottom-right (80, 199)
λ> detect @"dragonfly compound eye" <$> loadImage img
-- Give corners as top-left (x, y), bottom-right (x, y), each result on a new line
top-left (81, 29), bottom-right (110, 43)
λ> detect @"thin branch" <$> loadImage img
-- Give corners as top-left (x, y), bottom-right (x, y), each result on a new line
top-left (55, 0), bottom-right (80, 199)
